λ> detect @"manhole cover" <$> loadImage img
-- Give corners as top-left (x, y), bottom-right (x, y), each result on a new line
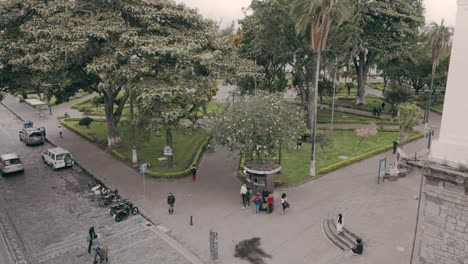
top-left (396, 246), bottom-right (405, 252)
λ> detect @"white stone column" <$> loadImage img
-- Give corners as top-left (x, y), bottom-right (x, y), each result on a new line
top-left (430, 0), bottom-right (468, 166)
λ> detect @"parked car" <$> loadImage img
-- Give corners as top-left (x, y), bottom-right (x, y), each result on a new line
top-left (19, 127), bottom-right (45, 145)
top-left (0, 153), bottom-right (24, 175)
top-left (42, 147), bottom-right (74, 170)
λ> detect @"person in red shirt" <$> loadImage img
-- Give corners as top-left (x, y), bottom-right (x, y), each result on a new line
top-left (267, 192), bottom-right (274, 214)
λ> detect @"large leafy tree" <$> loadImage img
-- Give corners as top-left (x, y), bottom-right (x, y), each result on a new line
top-left (0, 0), bottom-right (218, 147)
top-left (350, 0), bottom-right (424, 104)
top-left (212, 93), bottom-right (303, 161)
top-left (291, 0), bottom-right (352, 177)
top-left (237, 0), bottom-right (297, 93)
top-left (423, 20), bottom-right (453, 123)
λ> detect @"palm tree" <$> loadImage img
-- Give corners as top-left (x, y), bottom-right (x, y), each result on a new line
top-left (423, 19), bottom-right (453, 123)
top-left (291, 0), bottom-right (352, 176)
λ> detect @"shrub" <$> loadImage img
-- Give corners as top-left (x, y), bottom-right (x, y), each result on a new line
top-left (78, 117), bottom-right (94, 128)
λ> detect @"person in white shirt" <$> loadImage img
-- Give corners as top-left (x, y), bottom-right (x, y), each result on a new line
top-left (240, 184), bottom-right (247, 209)
top-left (336, 214), bottom-right (344, 235)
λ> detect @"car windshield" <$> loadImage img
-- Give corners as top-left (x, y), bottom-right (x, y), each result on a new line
top-left (5, 158), bottom-right (21, 166)
top-left (56, 154), bottom-right (70, 160)
top-left (29, 132), bottom-right (43, 138)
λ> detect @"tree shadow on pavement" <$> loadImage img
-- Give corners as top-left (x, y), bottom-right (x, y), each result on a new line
top-left (235, 237), bottom-right (272, 264)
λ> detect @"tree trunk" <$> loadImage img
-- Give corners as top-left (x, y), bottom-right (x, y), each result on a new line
top-left (331, 68), bottom-right (337, 131)
top-left (103, 89), bottom-right (120, 147)
top-left (113, 88), bottom-right (129, 128)
top-left (424, 65), bottom-right (436, 123)
top-left (383, 77), bottom-right (388, 94)
top-left (306, 80), bottom-right (313, 131)
top-left (310, 51), bottom-right (321, 177)
top-left (129, 87), bottom-right (134, 125)
top-left (354, 51), bottom-right (369, 105)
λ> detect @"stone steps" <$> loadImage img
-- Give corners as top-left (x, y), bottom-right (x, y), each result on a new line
top-left (322, 214), bottom-right (358, 252)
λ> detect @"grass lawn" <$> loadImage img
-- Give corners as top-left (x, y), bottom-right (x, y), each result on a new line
top-left (368, 82), bottom-right (385, 91)
top-left (334, 98), bottom-right (392, 114)
top-left (279, 131), bottom-right (400, 185)
top-left (317, 109), bottom-right (391, 124)
top-left (431, 103), bottom-right (443, 114)
top-left (79, 99), bottom-right (225, 118)
top-left (68, 120), bottom-right (207, 173)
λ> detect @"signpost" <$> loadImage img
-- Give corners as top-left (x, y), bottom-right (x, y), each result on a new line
top-left (139, 163), bottom-right (148, 198)
top-left (164, 146), bottom-right (173, 168)
top-left (378, 158), bottom-right (386, 184)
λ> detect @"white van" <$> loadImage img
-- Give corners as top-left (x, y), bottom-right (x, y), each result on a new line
top-left (0, 153), bottom-right (25, 175)
top-left (42, 147), bottom-right (74, 170)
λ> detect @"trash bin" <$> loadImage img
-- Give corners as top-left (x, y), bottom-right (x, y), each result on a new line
top-left (23, 121), bottom-right (33, 129)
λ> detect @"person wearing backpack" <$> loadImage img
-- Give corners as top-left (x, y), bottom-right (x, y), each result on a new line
top-left (252, 193), bottom-right (262, 213)
top-left (245, 187), bottom-right (251, 208)
top-left (167, 193), bottom-right (176, 214)
top-left (281, 193), bottom-right (290, 214)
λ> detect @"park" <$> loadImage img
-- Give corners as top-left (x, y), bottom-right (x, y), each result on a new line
top-left (0, 0), bottom-right (466, 264)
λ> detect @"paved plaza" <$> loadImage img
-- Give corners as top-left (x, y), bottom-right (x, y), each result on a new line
top-left (0, 86), bottom-right (442, 263)
top-left (0, 106), bottom-right (194, 264)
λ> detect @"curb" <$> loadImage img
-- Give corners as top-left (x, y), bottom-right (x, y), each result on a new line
top-left (1, 99), bottom-right (206, 264)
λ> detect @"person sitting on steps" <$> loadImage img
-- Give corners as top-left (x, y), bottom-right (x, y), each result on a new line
top-left (352, 238), bottom-right (363, 255)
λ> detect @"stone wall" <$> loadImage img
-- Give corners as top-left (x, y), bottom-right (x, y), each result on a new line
top-left (419, 162), bottom-right (468, 264)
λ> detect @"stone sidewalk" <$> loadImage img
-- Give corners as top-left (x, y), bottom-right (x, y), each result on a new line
top-left (2, 94), bottom-right (442, 264)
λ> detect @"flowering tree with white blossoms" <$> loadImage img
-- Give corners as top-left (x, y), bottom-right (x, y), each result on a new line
top-left (212, 93), bottom-right (303, 161)
top-left (354, 123), bottom-right (378, 151)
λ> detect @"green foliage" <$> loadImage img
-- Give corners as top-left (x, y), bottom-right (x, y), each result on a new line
top-left (78, 117), bottom-right (94, 128)
top-left (1, 0), bottom-right (224, 146)
top-left (318, 131), bottom-right (423, 175)
top-left (213, 93), bottom-right (304, 160)
top-left (316, 130), bottom-right (335, 156)
top-left (398, 103), bottom-right (423, 143)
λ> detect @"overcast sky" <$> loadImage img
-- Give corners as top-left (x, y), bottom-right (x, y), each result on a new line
top-left (176, 0), bottom-right (457, 27)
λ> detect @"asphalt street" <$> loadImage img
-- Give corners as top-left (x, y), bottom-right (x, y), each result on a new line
top-left (0, 105), bottom-right (191, 264)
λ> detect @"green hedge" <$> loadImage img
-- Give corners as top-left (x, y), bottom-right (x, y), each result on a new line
top-left (111, 150), bottom-right (127, 161)
top-left (71, 98), bottom-right (94, 110)
top-left (430, 107), bottom-right (443, 115)
top-left (61, 118), bottom-right (96, 142)
top-left (143, 136), bottom-right (210, 178)
top-left (318, 132), bottom-right (424, 174)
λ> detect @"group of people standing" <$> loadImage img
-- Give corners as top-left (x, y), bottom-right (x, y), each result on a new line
top-left (240, 184), bottom-right (290, 214)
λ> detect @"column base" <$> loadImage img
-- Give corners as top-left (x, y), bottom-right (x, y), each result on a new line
top-left (430, 139), bottom-right (468, 168)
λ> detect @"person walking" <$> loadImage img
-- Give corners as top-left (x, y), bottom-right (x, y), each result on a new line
top-left (191, 164), bottom-right (197, 181)
top-left (245, 187), bottom-right (251, 208)
top-left (280, 193), bottom-right (289, 214)
top-left (392, 139), bottom-right (399, 154)
top-left (381, 102), bottom-right (386, 110)
top-left (240, 184), bottom-right (247, 209)
top-left (267, 192), bottom-right (274, 214)
top-left (87, 227), bottom-right (96, 254)
top-left (352, 238), bottom-right (363, 254)
top-left (167, 193), bottom-right (175, 214)
top-left (336, 214), bottom-right (344, 235)
top-left (252, 193), bottom-right (262, 213)
top-left (58, 125), bottom-right (63, 138)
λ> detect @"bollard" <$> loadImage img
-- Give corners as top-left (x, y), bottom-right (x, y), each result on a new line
top-left (132, 146), bottom-right (138, 165)
top-left (190, 216), bottom-right (193, 226)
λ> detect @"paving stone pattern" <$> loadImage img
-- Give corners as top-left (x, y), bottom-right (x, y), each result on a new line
top-left (0, 106), bottom-right (191, 264)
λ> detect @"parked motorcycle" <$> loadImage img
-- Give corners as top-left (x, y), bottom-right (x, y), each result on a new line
top-left (99, 189), bottom-right (120, 207)
top-left (109, 200), bottom-right (128, 216)
top-left (114, 201), bottom-right (139, 222)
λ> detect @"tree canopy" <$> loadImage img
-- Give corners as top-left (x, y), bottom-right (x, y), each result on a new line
top-left (0, 0), bottom-right (226, 146)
